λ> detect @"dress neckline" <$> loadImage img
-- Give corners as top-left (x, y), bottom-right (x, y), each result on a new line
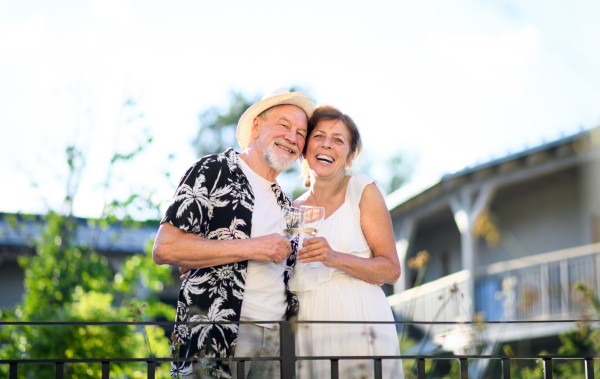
top-left (296, 176), bottom-right (353, 221)
top-left (324, 175), bottom-right (353, 221)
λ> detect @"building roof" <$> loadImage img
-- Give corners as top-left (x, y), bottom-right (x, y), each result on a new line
top-left (0, 213), bottom-right (159, 255)
top-left (386, 128), bottom-right (599, 214)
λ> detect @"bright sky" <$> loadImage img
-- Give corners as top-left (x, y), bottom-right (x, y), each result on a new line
top-left (1, 0), bottom-right (599, 218)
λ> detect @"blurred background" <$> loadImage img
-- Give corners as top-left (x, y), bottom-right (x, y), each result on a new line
top-left (1, 0), bottom-right (599, 216)
top-left (1, 0), bottom-right (600, 378)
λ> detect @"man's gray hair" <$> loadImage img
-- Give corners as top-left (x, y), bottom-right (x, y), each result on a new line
top-left (257, 106), bottom-right (278, 122)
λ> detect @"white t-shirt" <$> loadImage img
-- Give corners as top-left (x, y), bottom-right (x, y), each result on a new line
top-left (237, 155), bottom-right (288, 324)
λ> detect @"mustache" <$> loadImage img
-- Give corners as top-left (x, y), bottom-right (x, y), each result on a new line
top-left (271, 138), bottom-right (299, 155)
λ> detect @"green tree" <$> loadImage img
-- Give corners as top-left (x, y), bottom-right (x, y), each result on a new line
top-left (192, 91), bottom-right (259, 158)
top-left (354, 151), bottom-right (412, 196)
top-left (385, 152), bottom-right (412, 194)
top-left (0, 98), bottom-right (175, 378)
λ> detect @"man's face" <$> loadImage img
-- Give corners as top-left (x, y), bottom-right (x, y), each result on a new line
top-left (252, 104), bottom-right (308, 172)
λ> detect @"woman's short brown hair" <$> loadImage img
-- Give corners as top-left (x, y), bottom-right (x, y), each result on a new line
top-left (301, 105), bottom-right (362, 187)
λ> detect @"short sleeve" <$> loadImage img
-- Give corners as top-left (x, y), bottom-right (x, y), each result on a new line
top-left (347, 174), bottom-right (376, 224)
top-left (161, 161), bottom-right (211, 235)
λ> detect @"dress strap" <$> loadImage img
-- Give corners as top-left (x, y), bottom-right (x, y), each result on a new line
top-left (347, 174), bottom-right (376, 224)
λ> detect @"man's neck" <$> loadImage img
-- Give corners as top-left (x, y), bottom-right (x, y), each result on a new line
top-left (238, 147), bottom-right (280, 182)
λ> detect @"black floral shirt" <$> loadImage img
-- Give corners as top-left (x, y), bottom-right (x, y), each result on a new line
top-left (161, 148), bottom-right (299, 378)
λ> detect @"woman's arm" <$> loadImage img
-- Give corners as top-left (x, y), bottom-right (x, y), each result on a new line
top-left (297, 183), bottom-right (401, 284)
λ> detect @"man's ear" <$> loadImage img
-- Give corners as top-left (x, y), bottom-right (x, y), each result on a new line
top-left (251, 117), bottom-right (261, 139)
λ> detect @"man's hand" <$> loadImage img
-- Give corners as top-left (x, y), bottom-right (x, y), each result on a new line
top-left (179, 267), bottom-right (192, 280)
top-left (249, 233), bottom-right (292, 264)
top-left (175, 233), bottom-right (291, 281)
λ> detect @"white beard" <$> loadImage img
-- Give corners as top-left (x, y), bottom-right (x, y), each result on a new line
top-left (263, 138), bottom-right (298, 172)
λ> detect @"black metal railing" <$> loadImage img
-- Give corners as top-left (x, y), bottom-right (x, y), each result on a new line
top-left (1, 320), bottom-right (598, 379)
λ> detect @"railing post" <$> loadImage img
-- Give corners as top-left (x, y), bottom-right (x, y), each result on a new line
top-left (501, 358), bottom-right (511, 379)
top-left (102, 361), bottom-right (110, 379)
top-left (237, 360), bottom-right (245, 379)
top-left (280, 320), bottom-right (296, 379)
top-left (459, 358), bottom-right (468, 379)
top-left (541, 263), bottom-right (550, 317)
top-left (374, 358), bottom-right (383, 379)
top-left (55, 362), bottom-right (64, 379)
top-left (147, 361), bottom-right (155, 379)
top-left (585, 358), bottom-right (595, 379)
top-left (416, 358), bottom-right (426, 379)
top-left (560, 260), bottom-right (569, 317)
top-left (543, 358), bottom-right (553, 379)
top-left (330, 359), bottom-right (339, 379)
top-left (9, 362), bottom-right (17, 379)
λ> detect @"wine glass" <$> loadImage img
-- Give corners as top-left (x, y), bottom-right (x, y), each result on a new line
top-left (280, 206), bottom-right (301, 266)
top-left (300, 206), bottom-right (325, 269)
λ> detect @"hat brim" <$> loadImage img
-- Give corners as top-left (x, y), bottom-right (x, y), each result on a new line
top-left (236, 92), bottom-right (315, 151)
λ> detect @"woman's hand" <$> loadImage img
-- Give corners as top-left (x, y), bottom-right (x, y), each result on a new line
top-left (297, 237), bottom-right (340, 267)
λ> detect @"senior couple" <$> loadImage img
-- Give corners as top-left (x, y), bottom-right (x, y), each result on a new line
top-left (153, 89), bottom-right (404, 379)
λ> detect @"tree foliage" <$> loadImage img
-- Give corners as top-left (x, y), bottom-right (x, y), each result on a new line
top-left (0, 98), bottom-right (175, 378)
top-left (192, 91), bottom-right (259, 158)
top-left (384, 152), bottom-right (412, 195)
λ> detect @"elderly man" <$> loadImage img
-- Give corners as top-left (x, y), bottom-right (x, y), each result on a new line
top-left (153, 88), bottom-right (314, 378)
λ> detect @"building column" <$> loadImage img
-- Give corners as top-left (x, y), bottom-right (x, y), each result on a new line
top-left (449, 184), bottom-right (496, 316)
top-left (394, 218), bottom-right (415, 295)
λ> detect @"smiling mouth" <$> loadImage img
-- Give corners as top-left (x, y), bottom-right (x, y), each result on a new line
top-left (316, 155), bottom-right (334, 164)
top-left (276, 143), bottom-right (296, 154)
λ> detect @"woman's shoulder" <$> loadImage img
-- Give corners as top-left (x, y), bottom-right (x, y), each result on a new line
top-left (347, 174), bottom-right (376, 201)
top-left (349, 173), bottom-right (375, 187)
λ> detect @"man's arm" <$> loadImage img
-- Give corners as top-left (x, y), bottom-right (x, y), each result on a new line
top-left (152, 223), bottom-right (291, 268)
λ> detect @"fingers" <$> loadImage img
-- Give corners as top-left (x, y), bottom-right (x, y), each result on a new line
top-left (298, 247), bottom-right (325, 263)
top-left (179, 267), bottom-right (192, 280)
top-left (251, 234), bottom-right (293, 263)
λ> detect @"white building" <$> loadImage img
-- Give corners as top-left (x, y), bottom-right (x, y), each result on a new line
top-left (386, 128), bottom-right (600, 365)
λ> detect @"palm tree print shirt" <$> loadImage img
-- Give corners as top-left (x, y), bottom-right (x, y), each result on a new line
top-left (161, 148), bottom-right (299, 378)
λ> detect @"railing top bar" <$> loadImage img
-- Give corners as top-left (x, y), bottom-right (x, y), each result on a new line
top-left (2, 319), bottom-right (600, 326)
top-left (297, 355), bottom-right (598, 360)
top-left (298, 319), bottom-right (600, 325)
top-left (1, 355), bottom-right (597, 364)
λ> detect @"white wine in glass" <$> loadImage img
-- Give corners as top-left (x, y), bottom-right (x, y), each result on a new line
top-left (280, 207), bottom-right (301, 266)
top-left (281, 228), bottom-right (301, 240)
top-left (300, 206), bottom-right (325, 269)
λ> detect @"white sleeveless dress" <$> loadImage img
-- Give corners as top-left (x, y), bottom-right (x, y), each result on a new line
top-left (290, 174), bottom-right (404, 379)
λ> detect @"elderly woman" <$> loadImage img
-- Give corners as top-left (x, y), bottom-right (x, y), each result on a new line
top-left (290, 105), bottom-right (403, 379)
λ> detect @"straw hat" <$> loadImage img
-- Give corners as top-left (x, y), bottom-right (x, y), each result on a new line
top-left (236, 88), bottom-right (315, 150)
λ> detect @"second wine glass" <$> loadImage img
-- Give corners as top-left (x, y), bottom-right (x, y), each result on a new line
top-left (300, 205), bottom-right (325, 269)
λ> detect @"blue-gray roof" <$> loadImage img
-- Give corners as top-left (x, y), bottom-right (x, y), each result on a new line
top-left (0, 213), bottom-right (159, 255)
top-left (441, 130), bottom-right (588, 180)
top-left (386, 128), bottom-right (596, 212)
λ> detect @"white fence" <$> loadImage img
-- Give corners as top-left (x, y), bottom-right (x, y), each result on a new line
top-left (388, 270), bottom-right (471, 336)
top-left (389, 243), bottom-right (600, 331)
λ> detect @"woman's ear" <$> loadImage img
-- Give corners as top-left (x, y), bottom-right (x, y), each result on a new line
top-left (346, 152), bottom-right (356, 167)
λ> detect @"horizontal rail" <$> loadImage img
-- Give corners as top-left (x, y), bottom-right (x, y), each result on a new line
top-left (1, 354), bottom-right (597, 364)
top-left (477, 242), bottom-right (600, 276)
top-left (3, 319), bottom-right (600, 325)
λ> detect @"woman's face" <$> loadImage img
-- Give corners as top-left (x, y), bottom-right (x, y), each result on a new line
top-left (305, 118), bottom-right (353, 178)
